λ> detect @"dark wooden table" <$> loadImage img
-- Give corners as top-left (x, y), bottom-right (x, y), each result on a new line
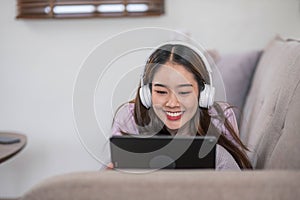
top-left (0, 132), bottom-right (27, 163)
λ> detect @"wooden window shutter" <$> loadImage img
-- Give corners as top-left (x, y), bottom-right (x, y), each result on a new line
top-left (17, 0), bottom-right (165, 19)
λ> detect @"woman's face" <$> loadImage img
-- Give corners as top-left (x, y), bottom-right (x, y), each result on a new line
top-left (151, 62), bottom-right (199, 133)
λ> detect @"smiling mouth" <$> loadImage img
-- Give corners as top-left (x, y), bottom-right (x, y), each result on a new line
top-left (165, 111), bottom-right (183, 121)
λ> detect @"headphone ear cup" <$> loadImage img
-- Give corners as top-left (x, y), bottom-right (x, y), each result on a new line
top-left (139, 84), bottom-right (152, 109)
top-left (199, 84), bottom-right (215, 108)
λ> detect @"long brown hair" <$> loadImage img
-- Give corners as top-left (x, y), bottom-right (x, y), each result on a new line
top-left (132, 43), bottom-right (252, 169)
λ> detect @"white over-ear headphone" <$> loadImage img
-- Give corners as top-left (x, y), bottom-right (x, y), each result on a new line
top-left (139, 41), bottom-right (215, 109)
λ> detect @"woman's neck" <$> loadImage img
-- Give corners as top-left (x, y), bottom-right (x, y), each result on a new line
top-left (166, 123), bottom-right (196, 136)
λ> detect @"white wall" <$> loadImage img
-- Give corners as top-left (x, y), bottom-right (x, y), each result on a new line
top-left (0, 0), bottom-right (299, 197)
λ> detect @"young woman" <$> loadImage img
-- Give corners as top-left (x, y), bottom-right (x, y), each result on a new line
top-left (112, 42), bottom-right (252, 170)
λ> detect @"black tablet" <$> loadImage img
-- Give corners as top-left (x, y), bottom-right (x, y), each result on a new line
top-left (110, 135), bottom-right (216, 169)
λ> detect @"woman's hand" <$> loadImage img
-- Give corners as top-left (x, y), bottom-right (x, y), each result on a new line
top-left (106, 162), bottom-right (114, 170)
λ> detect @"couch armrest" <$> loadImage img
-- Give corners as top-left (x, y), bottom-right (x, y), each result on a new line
top-left (22, 170), bottom-right (300, 200)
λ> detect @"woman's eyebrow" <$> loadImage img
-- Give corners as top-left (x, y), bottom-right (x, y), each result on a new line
top-left (177, 84), bottom-right (193, 88)
top-left (153, 83), bottom-right (167, 88)
top-left (153, 83), bottom-right (193, 88)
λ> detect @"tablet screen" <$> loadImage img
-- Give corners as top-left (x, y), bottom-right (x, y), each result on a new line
top-left (110, 135), bottom-right (216, 169)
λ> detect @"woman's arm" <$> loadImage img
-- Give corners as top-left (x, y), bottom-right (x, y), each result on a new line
top-left (216, 145), bottom-right (241, 170)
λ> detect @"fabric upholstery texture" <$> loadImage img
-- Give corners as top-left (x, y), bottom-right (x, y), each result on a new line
top-left (267, 82), bottom-right (300, 169)
top-left (240, 36), bottom-right (300, 169)
top-left (21, 170), bottom-right (300, 200)
top-left (216, 50), bottom-right (262, 123)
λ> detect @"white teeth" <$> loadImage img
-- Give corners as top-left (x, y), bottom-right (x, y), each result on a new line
top-left (166, 111), bottom-right (182, 117)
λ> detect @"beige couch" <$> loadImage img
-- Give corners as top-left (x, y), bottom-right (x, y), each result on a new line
top-left (21, 36), bottom-right (300, 200)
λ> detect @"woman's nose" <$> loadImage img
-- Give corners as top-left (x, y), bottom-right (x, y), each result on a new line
top-left (165, 92), bottom-right (180, 107)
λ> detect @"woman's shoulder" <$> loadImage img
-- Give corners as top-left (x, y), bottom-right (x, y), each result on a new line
top-left (209, 102), bottom-right (235, 116)
top-left (209, 101), bottom-right (239, 136)
top-left (119, 102), bottom-right (135, 110)
top-left (112, 102), bottom-right (138, 136)
top-left (115, 102), bottom-right (135, 116)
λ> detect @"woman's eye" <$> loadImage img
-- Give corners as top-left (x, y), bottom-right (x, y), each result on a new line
top-left (178, 91), bottom-right (191, 95)
top-left (155, 90), bottom-right (167, 94)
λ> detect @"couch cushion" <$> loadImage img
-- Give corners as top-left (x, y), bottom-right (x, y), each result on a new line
top-left (240, 36), bottom-right (300, 169)
top-left (267, 82), bottom-right (300, 169)
top-left (216, 50), bottom-right (261, 123)
top-left (22, 171), bottom-right (300, 200)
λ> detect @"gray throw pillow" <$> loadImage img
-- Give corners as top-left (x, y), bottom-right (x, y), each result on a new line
top-left (216, 50), bottom-right (262, 124)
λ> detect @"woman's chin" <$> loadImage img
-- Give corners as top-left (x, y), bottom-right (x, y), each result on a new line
top-left (166, 121), bottom-right (192, 134)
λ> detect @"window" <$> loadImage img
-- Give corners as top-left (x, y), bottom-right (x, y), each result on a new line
top-left (16, 0), bottom-right (164, 19)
